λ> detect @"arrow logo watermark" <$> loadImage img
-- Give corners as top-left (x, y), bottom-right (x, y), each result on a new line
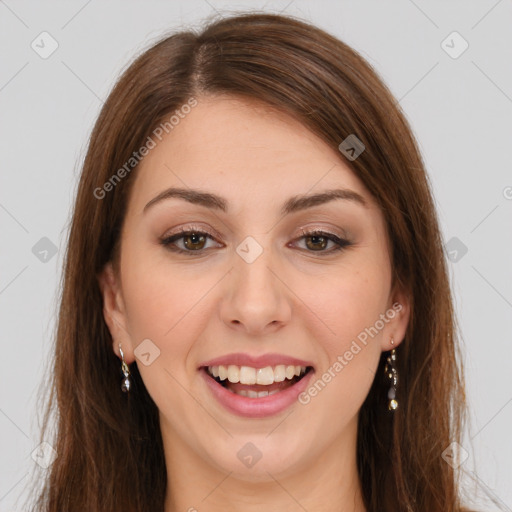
top-left (134, 338), bottom-right (161, 366)
top-left (237, 442), bottom-right (262, 468)
top-left (338, 134), bottom-right (365, 161)
top-left (236, 236), bottom-right (263, 264)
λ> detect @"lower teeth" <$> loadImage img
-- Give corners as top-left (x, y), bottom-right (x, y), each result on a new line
top-left (226, 388), bottom-right (281, 398)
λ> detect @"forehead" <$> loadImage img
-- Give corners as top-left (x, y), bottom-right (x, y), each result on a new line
top-left (129, 95), bottom-right (373, 213)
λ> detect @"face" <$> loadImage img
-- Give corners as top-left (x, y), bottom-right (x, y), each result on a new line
top-left (99, 95), bottom-right (410, 481)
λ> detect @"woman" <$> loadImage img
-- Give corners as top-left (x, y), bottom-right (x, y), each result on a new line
top-left (30, 11), bottom-right (477, 512)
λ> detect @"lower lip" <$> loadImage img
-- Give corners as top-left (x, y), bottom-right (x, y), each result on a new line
top-left (200, 367), bottom-right (315, 418)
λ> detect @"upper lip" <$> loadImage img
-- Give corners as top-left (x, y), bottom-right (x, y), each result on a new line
top-left (199, 353), bottom-right (314, 370)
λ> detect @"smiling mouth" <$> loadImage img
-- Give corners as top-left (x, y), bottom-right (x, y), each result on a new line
top-left (203, 365), bottom-right (314, 398)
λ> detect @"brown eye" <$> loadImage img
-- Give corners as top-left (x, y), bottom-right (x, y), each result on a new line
top-left (293, 229), bottom-right (352, 254)
top-left (160, 229), bottom-right (220, 254)
top-left (183, 232), bottom-right (206, 250)
top-left (305, 234), bottom-right (328, 251)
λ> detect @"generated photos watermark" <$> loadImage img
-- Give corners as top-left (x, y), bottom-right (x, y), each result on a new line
top-left (298, 302), bottom-right (403, 405)
top-left (93, 97), bottom-right (198, 200)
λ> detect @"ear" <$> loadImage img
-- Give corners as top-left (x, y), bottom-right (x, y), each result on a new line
top-left (381, 280), bottom-right (411, 352)
top-left (97, 262), bottom-right (134, 363)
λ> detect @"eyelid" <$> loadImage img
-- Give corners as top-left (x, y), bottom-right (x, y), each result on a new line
top-left (296, 224), bottom-right (350, 240)
top-left (159, 224), bottom-right (352, 256)
top-left (160, 223), bottom-right (220, 239)
top-left (161, 223), bottom-right (349, 242)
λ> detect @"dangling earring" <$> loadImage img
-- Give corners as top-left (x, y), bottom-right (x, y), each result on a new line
top-left (384, 338), bottom-right (398, 410)
top-left (119, 343), bottom-right (131, 393)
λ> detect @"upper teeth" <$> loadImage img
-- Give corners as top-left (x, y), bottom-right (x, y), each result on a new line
top-left (208, 365), bottom-right (307, 385)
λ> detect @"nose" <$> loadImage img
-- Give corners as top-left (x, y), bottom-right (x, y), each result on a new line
top-left (219, 240), bottom-right (292, 336)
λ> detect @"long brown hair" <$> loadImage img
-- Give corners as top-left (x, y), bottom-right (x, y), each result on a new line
top-left (28, 11), bottom-right (473, 512)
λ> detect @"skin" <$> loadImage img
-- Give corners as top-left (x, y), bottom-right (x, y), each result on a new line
top-left (98, 95), bottom-right (410, 512)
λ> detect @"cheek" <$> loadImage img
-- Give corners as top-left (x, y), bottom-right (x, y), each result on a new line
top-left (119, 249), bottom-right (217, 413)
top-left (305, 260), bottom-right (390, 347)
top-left (294, 259), bottom-right (390, 416)
top-left (120, 238), bottom-right (214, 339)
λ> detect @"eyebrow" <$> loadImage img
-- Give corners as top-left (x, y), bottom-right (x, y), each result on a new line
top-left (143, 186), bottom-right (368, 215)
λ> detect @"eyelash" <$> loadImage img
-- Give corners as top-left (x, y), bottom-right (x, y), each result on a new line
top-left (159, 226), bottom-right (352, 256)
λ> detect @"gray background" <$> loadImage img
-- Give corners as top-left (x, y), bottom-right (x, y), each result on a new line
top-left (1, 1), bottom-right (511, 510)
